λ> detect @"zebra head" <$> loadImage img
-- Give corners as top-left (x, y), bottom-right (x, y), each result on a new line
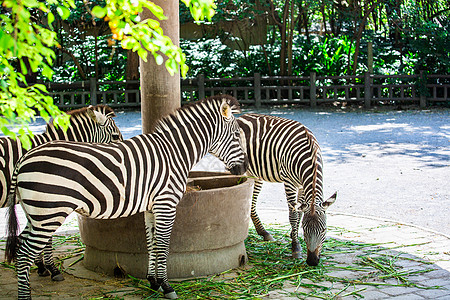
top-left (86, 105), bottom-right (123, 143)
top-left (209, 96), bottom-right (248, 175)
top-left (299, 192), bottom-right (337, 266)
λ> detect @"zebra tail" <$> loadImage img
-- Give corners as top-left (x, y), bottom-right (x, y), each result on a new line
top-left (5, 167), bottom-right (20, 263)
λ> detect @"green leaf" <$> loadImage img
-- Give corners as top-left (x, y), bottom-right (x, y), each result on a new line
top-left (138, 48), bottom-right (148, 62)
top-left (144, 2), bottom-right (166, 20)
top-left (18, 132), bottom-right (32, 150)
top-left (155, 54), bottom-right (164, 65)
top-left (56, 6), bottom-right (71, 20)
top-left (41, 64), bottom-right (54, 79)
top-left (181, 64), bottom-right (189, 78)
top-left (147, 19), bottom-right (160, 30)
top-left (91, 6), bottom-right (106, 19)
top-left (47, 12), bottom-right (55, 25)
top-left (19, 60), bottom-right (28, 75)
top-left (22, 0), bottom-right (39, 8)
top-left (165, 58), bottom-right (178, 76)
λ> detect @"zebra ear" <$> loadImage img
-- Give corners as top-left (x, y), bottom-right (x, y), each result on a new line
top-left (239, 128), bottom-right (247, 153)
top-left (87, 107), bottom-right (108, 125)
top-left (298, 202), bottom-right (309, 212)
top-left (220, 101), bottom-right (232, 119)
top-left (322, 192), bottom-right (337, 210)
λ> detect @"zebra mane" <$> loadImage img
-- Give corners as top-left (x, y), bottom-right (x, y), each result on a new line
top-left (67, 105), bottom-right (116, 118)
top-left (182, 94), bottom-right (240, 114)
top-left (44, 105), bottom-right (116, 132)
top-left (305, 128), bottom-right (320, 215)
top-left (155, 95), bottom-right (241, 132)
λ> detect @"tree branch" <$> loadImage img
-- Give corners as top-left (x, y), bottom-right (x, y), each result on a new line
top-left (59, 46), bottom-right (87, 80)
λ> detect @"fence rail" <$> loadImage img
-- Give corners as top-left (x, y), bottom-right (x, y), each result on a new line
top-left (44, 72), bottom-right (449, 109)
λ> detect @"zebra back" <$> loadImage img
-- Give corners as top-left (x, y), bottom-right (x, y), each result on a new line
top-left (305, 127), bottom-right (321, 214)
top-left (237, 113), bottom-right (323, 207)
top-left (0, 105), bottom-right (122, 207)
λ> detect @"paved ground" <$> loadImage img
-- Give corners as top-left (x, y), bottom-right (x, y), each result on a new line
top-left (1, 207), bottom-right (449, 299)
top-left (1, 106), bottom-right (449, 299)
top-left (110, 107), bottom-right (450, 235)
top-left (258, 207), bottom-right (450, 300)
top-left (3, 107), bottom-right (448, 234)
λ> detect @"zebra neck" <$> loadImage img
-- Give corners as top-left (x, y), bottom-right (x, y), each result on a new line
top-left (32, 132), bottom-right (53, 148)
top-left (154, 109), bottom-right (215, 175)
top-left (43, 116), bottom-right (96, 143)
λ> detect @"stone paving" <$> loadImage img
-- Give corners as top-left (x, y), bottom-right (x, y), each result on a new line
top-left (1, 207), bottom-right (449, 299)
top-left (258, 209), bottom-right (450, 300)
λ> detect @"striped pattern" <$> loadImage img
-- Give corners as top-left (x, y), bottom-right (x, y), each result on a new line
top-left (238, 113), bottom-right (336, 266)
top-left (6, 95), bottom-right (247, 299)
top-left (0, 105), bottom-right (122, 282)
top-left (0, 105), bottom-right (122, 207)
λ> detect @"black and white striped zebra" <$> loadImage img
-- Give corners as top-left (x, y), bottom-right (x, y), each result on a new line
top-left (1, 105), bottom-right (122, 281)
top-left (0, 104), bottom-right (123, 207)
top-left (238, 113), bottom-right (336, 266)
top-left (5, 95), bottom-right (248, 299)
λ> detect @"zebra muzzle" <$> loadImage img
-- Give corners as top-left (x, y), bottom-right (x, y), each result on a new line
top-left (229, 159), bottom-right (248, 175)
top-left (306, 249), bottom-right (320, 266)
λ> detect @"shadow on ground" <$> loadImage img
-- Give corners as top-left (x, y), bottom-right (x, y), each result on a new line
top-left (1, 222), bottom-right (449, 299)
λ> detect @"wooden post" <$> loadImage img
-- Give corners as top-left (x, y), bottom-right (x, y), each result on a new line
top-left (139, 0), bottom-right (180, 134)
top-left (254, 73), bottom-right (261, 108)
top-left (89, 78), bottom-right (97, 106)
top-left (310, 72), bottom-right (317, 107)
top-left (364, 72), bottom-right (371, 109)
top-left (368, 41), bottom-right (373, 74)
top-left (198, 74), bottom-right (205, 100)
top-left (419, 70), bottom-right (427, 108)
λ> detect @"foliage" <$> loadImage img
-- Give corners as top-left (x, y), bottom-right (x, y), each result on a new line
top-left (181, 35), bottom-right (355, 78)
top-left (404, 20), bottom-right (450, 74)
top-left (47, 0), bottom-right (449, 85)
top-left (0, 0), bottom-right (73, 149)
top-left (0, 0), bottom-right (216, 149)
top-left (51, 31), bottom-right (127, 82)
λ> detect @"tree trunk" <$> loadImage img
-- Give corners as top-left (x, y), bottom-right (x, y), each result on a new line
top-left (139, 0), bottom-right (180, 134)
top-left (94, 33), bottom-right (99, 80)
top-left (21, 57), bottom-right (38, 84)
top-left (60, 47), bottom-right (87, 80)
top-left (351, 0), bottom-right (381, 75)
top-left (279, 0), bottom-right (290, 76)
top-left (287, 0), bottom-right (295, 76)
top-left (126, 50), bottom-right (140, 103)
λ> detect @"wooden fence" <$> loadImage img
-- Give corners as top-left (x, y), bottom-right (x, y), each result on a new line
top-left (47, 73), bottom-right (449, 109)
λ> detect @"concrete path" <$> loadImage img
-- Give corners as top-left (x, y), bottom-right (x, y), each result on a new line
top-left (1, 184), bottom-right (449, 299)
top-left (0, 107), bottom-right (449, 299)
top-left (258, 207), bottom-right (450, 300)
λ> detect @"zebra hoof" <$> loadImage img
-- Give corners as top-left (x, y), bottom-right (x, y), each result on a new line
top-left (263, 233), bottom-right (275, 242)
top-left (292, 251), bottom-right (302, 259)
top-left (164, 291), bottom-right (178, 299)
top-left (51, 273), bottom-right (65, 281)
top-left (38, 269), bottom-right (51, 277)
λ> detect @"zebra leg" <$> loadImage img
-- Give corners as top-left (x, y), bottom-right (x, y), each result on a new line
top-left (149, 206), bottom-right (178, 299)
top-left (285, 182), bottom-right (303, 259)
top-left (250, 179), bottom-right (274, 241)
top-left (144, 211), bottom-right (161, 293)
top-left (16, 225), bottom-right (59, 299)
top-left (35, 253), bottom-right (50, 277)
top-left (34, 238), bottom-right (64, 281)
top-left (42, 237), bottom-right (64, 281)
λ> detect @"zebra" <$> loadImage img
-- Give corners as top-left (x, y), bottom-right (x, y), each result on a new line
top-left (237, 113), bottom-right (336, 266)
top-left (1, 104), bottom-right (123, 281)
top-left (5, 95), bottom-right (248, 299)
